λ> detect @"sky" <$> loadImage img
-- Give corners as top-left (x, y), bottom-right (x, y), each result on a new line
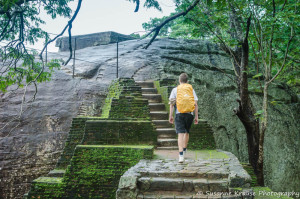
top-left (35, 0), bottom-right (176, 52)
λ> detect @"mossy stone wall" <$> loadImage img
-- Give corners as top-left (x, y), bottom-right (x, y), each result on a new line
top-left (64, 145), bottom-right (153, 199)
top-left (26, 177), bottom-right (64, 199)
top-left (109, 97), bottom-right (150, 120)
top-left (82, 120), bottom-right (156, 145)
top-left (189, 121), bottom-right (216, 150)
top-left (56, 117), bottom-right (91, 169)
top-left (27, 145), bottom-right (153, 199)
top-left (153, 79), bottom-right (176, 113)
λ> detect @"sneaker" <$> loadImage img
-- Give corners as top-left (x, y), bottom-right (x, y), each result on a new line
top-left (178, 155), bottom-right (184, 163)
top-left (183, 149), bottom-right (187, 157)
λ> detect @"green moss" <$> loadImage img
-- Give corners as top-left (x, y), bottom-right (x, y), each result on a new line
top-left (100, 80), bottom-right (122, 118)
top-left (63, 146), bottom-right (154, 198)
top-left (241, 163), bottom-right (258, 187)
top-left (82, 120), bottom-right (156, 145)
top-left (191, 150), bottom-right (229, 159)
top-left (76, 145), bottom-right (154, 149)
top-left (188, 122), bottom-right (216, 150)
top-left (153, 150), bottom-right (229, 160)
top-left (27, 177), bottom-right (65, 199)
top-left (153, 80), bottom-right (172, 112)
top-left (33, 177), bottom-right (63, 183)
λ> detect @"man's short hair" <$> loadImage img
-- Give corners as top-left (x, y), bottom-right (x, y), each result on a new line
top-left (179, 73), bottom-right (188, 83)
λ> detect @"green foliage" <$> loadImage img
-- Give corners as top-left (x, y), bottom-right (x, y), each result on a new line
top-left (253, 73), bottom-right (263, 79)
top-left (0, 0), bottom-right (75, 93)
top-left (143, 0), bottom-right (299, 90)
top-left (129, 33), bottom-right (141, 38)
top-left (254, 110), bottom-right (264, 119)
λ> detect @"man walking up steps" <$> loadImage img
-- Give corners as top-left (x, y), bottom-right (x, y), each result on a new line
top-left (168, 73), bottom-right (198, 163)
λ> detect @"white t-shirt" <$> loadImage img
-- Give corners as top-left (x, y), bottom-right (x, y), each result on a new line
top-left (169, 86), bottom-right (198, 114)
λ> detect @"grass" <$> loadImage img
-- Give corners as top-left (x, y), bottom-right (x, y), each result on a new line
top-left (33, 177), bottom-right (63, 184)
top-left (154, 149), bottom-right (229, 160)
top-left (76, 145), bottom-right (154, 149)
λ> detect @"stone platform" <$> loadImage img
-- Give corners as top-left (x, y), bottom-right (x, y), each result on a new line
top-left (117, 150), bottom-right (252, 199)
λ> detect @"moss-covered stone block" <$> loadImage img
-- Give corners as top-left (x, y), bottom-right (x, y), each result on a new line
top-left (189, 121), bottom-right (216, 150)
top-left (56, 117), bottom-right (101, 169)
top-left (63, 145), bottom-right (154, 199)
top-left (27, 177), bottom-right (65, 199)
top-left (82, 120), bottom-right (157, 145)
top-left (101, 78), bottom-right (150, 120)
top-left (153, 80), bottom-right (175, 113)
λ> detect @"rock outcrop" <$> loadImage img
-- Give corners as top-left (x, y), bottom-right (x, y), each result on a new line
top-left (0, 38), bottom-right (299, 199)
top-left (55, 31), bottom-right (135, 51)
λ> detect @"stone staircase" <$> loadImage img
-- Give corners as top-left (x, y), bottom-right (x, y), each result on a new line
top-left (117, 153), bottom-right (253, 199)
top-left (136, 81), bottom-right (178, 150)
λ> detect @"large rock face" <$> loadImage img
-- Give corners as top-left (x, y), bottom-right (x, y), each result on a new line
top-left (0, 38), bottom-right (299, 199)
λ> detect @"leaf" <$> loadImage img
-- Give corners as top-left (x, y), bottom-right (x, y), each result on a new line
top-left (270, 101), bottom-right (278, 105)
top-left (252, 73), bottom-right (263, 79)
top-left (254, 110), bottom-right (264, 116)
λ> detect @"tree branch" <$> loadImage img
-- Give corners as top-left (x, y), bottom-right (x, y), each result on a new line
top-left (267, 27), bottom-right (295, 84)
top-left (144, 0), bottom-right (200, 49)
top-left (39, 0), bottom-right (82, 66)
top-left (134, 0), bottom-right (140, 12)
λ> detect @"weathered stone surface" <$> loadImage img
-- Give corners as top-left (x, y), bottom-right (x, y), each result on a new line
top-left (119, 152), bottom-right (249, 198)
top-left (1, 37), bottom-right (299, 198)
top-left (118, 175), bottom-right (139, 190)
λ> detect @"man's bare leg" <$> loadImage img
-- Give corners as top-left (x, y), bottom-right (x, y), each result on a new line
top-left (183, 133), bottom-right (189, 148)
top-left (178, 133), bottom-right (185, 162)
top-left (178, 133), bottom-right (184, 152)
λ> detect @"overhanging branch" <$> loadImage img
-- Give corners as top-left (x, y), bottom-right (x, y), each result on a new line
top-left (143, 0), bottom-right (200, 49)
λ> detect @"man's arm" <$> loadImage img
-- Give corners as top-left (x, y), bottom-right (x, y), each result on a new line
top-left (169, 104), bottom-right (175, 124)
top-left (194, 101), bottom-right (198, 124)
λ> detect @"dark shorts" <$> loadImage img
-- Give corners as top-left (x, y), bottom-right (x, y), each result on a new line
top-left (175, 113), bottom-right (194, 133)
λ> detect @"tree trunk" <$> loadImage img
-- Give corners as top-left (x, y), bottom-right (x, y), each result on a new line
top-left (257, 83), bottom-right (269, 186)
top-left (235, 39), bottom-right (263, 185)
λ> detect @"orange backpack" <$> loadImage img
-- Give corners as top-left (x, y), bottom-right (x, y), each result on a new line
top-left (176, 84), bottom-right (195, 113)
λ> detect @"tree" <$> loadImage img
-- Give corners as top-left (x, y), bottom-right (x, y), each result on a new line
top-left (0, 0), bottom-right (81, 93)
top-left (143, 0), bottom-right (299, 185)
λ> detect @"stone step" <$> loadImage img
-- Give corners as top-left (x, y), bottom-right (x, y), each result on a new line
top-left (47, 169), bottom-right (66, 177)
top-left (150, 111), bottom-right (168, 120)
top-left (137, 191), bottom-right (243, 199)
top-left (143, 94), bottom-right (162, 103)
top-left (157, 138), bottom-right (177, 147)
top-left (152, 120), bottom-right (172, 128)
top-left (156, 146), bottom-right (179, 150)
top-left (158, 134), bottom-right (176, 139)
top-left (136, 81), bottom-right (154, 88)
top-left (157, 128), bottom-right (176, 138)
top-left (137, 191), bottom-right (195, 199)
top-left (142, 88), bottom-right (157, 94)
top-left (138, 177), bottom-right (229, 193)
top-left (23, 192), bottom-right (29, 199)
top-left (157, 128), bottom-right (176, 134)
top-left (140, 169), bottom-right (229, 180)
top-left (149, 103), bottom-right (166, 111)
